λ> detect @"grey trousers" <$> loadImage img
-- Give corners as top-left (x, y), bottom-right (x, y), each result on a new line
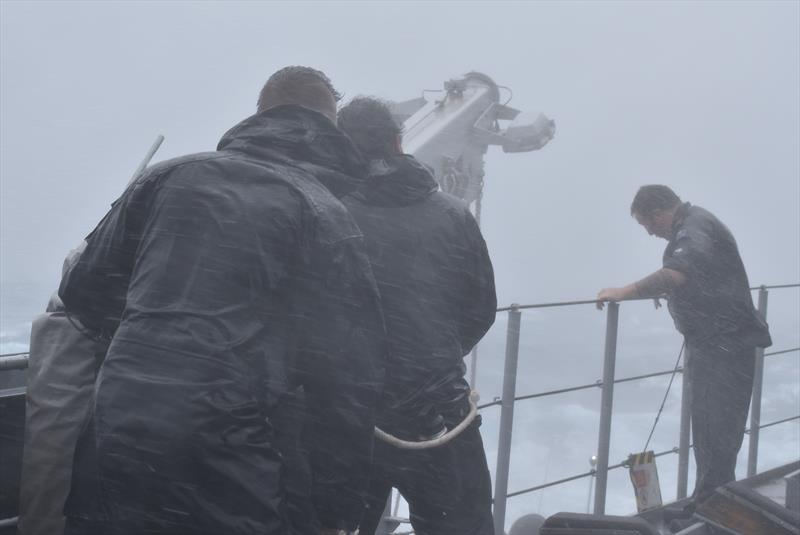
top-left (686, 336), bottom-right (755, 502)
top-left (17, 309), bottom-right (104, 535)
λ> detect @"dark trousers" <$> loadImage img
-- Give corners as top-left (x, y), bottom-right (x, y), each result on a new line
top-left (686, 336), bottom-right (756, 502)
top-left (359, 418), bottom-right (494, 535)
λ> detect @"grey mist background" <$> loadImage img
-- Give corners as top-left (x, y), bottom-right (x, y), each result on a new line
top-left (1, 0), bottom-right (798, 529)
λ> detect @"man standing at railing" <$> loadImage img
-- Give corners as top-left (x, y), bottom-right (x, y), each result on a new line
top-left (337, 97), bottom-right (497, 535)
top-left (597, 184), bottom-right (771, 512)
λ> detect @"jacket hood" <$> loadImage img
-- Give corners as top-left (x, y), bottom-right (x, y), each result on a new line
top-left (217, 105), bottom-right (367, 198)
top-left (350, 154), bottom-right (439, 207)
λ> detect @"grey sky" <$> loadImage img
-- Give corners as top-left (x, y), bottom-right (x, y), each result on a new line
top-left (2, 0), bottom-right (798, 306)
top-left (1, 0), bottom-right (798, 524)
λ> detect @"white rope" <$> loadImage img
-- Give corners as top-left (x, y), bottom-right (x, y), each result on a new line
top-left (374, 391), bottom-right (479, 450)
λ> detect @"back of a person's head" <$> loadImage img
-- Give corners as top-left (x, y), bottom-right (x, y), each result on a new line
top-left (337, 96), bottom-right (401, 161)
top-left (631, 184), bottom-right (682, 216)
top-left (257, 66), bottom-right (340, 123)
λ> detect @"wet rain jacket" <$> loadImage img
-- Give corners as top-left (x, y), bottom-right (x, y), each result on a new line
top-left (663, 202), bottom-right (771, 347)
top-left (342, 155), bottom-right (496, 439)
top-left (59, 106), bottom-right (385, 534)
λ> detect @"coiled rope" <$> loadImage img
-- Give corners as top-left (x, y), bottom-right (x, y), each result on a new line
top-left (374, 391), bottom-right (480, 450)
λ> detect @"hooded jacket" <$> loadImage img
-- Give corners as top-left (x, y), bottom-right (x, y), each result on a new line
top-left (343, 155), bottom-right (496, 439)
top-left (59, 106), bottom-right (385, 534)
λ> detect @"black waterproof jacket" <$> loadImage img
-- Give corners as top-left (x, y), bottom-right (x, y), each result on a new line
top-left (663, 202), bottom-right (771, 347)
top-left (59, 106), bottom-right (385, 534)
top-left (342, 155), bottom-right (496, 439)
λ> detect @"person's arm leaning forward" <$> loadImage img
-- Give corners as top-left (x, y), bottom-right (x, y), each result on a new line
top-left (596, 268), bottom-right (687, 310)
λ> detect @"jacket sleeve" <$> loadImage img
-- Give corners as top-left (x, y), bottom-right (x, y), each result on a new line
top-left (58, 180), bottom-right (153, 338)
top-left (456, 209), bottom-right (497, 354)
top-left (295, 236), bottom-right (385, 531)
top-left (662, 223), bottom-right (715, 281)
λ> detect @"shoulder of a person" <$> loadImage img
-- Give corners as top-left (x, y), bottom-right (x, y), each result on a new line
top-left (429, 190), bottom-right (473, 215)
top-left (148, 151), bottom-right (317, 207)
top-left (312, 196), bottom-right (363, 247)
top-left (137, 151), bottom-right (229, 183)
top-left (269, 168), bottom-right (363, 246)
top-left (682, 204), bottom-right (720, 234)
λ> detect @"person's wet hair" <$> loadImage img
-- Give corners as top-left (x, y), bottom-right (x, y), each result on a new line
top-left (257, 65), bottom-right (341, 120)
top-left (338, 96), bottom-right (402, 160)
top-left (631, 184), bottom-right (682, 216)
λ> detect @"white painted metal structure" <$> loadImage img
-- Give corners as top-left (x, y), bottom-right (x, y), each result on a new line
top-left (392, 72), bottom-right (555, 208)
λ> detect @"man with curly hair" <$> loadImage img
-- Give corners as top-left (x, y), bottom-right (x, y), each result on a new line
top-left (338, 97), bottom-right (497, 535)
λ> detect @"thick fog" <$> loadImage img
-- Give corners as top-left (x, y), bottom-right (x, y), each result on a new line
top-left (1, 0), bottom-right (798, 529)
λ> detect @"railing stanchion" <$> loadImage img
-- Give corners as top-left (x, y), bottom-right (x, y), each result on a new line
top-left (469, 345), bottom-right (479, 389)
top-left (375, 493), bottom-right (393, 535)
top-left (747, 286), bottom-right (769, 477)
top-left (594, 302), bottom-right (619, 515)
top-left (493, 306), bottom-right (521, 535)
top-left (677, 344), bottom-right (691, 499)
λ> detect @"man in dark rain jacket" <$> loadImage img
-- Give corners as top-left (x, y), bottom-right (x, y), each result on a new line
top-left (59, 66), bottom-right (384, 535)
top-left (597, 185), bottom-right (771, 509)
top-left (337, 97), bottom-right (497, 535)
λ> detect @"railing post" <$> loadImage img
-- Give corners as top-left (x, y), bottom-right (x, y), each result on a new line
top-left (493, 306), bottom-right (521, 535)
top-left (375, 493), bottom-right (393, 535)
top-left (593, 302), bottom-right (619, 515)
top-left (747, 287), bottom-right (769, 477)
top-left (469, 346), bottom-right (479, 389)
top-left (677, 344), bottom-right (691, 499)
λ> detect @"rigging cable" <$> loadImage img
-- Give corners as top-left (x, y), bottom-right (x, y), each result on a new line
top-left (641, 341), bottom-right (686, 454)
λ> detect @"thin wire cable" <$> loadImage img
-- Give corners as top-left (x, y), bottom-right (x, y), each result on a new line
top-left (642, 341), bottom-right (685, 454)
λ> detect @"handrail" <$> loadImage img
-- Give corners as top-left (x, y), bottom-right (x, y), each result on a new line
top-left (489, 283), bottom-right (799, 528)
top-left (745, 414), bottom-right (800, 434)
top-left (507, 445), bottom-right (685, 498)
top-left (477, 345), bottom-right (800, 409)
top-left (478, 367), bottom-right (685, 409)
top-left (0, 353), bottom-right (29, 371)
top-left (765, 347), bottom-right (799, 357)
top-left (504, 414), bottom-right (800, 500)
top-left (496, 283), bottom-right (799, 312)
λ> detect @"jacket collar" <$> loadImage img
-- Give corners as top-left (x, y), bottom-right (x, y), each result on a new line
top-left (350, 154), bottom-right (439, 207)
top-left (670, 202), bottom-right (692, 239)
top-left (217, 105), bottom-right (367, 198)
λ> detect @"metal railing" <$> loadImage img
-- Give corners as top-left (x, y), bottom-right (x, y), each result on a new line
top-left (1, 284), bottom-right (798, 533)
top-left (485, 284), bottom-right (800, 534)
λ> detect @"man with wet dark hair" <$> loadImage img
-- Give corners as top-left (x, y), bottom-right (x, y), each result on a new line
top-left (597, 184), bottom-right (771, 510)
top-left (59, 66), bottom-right (384, 535)
top-left (338, 97), bottom-right (497, 535)
top-left (257, 65), bottom-right (341, 122)
top-left (629, 183), bottom-right (682, 217)
top-left (337, 97), bottom-right (401, 159)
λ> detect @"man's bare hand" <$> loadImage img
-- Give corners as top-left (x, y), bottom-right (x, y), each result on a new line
top-left (596, 287), bottom-right (627, 310)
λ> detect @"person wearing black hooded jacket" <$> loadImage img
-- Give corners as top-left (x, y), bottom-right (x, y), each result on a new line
top-left (58, 67), bottom-right (385, 535)
top-left (338, 97), bottom-right (497, 535)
